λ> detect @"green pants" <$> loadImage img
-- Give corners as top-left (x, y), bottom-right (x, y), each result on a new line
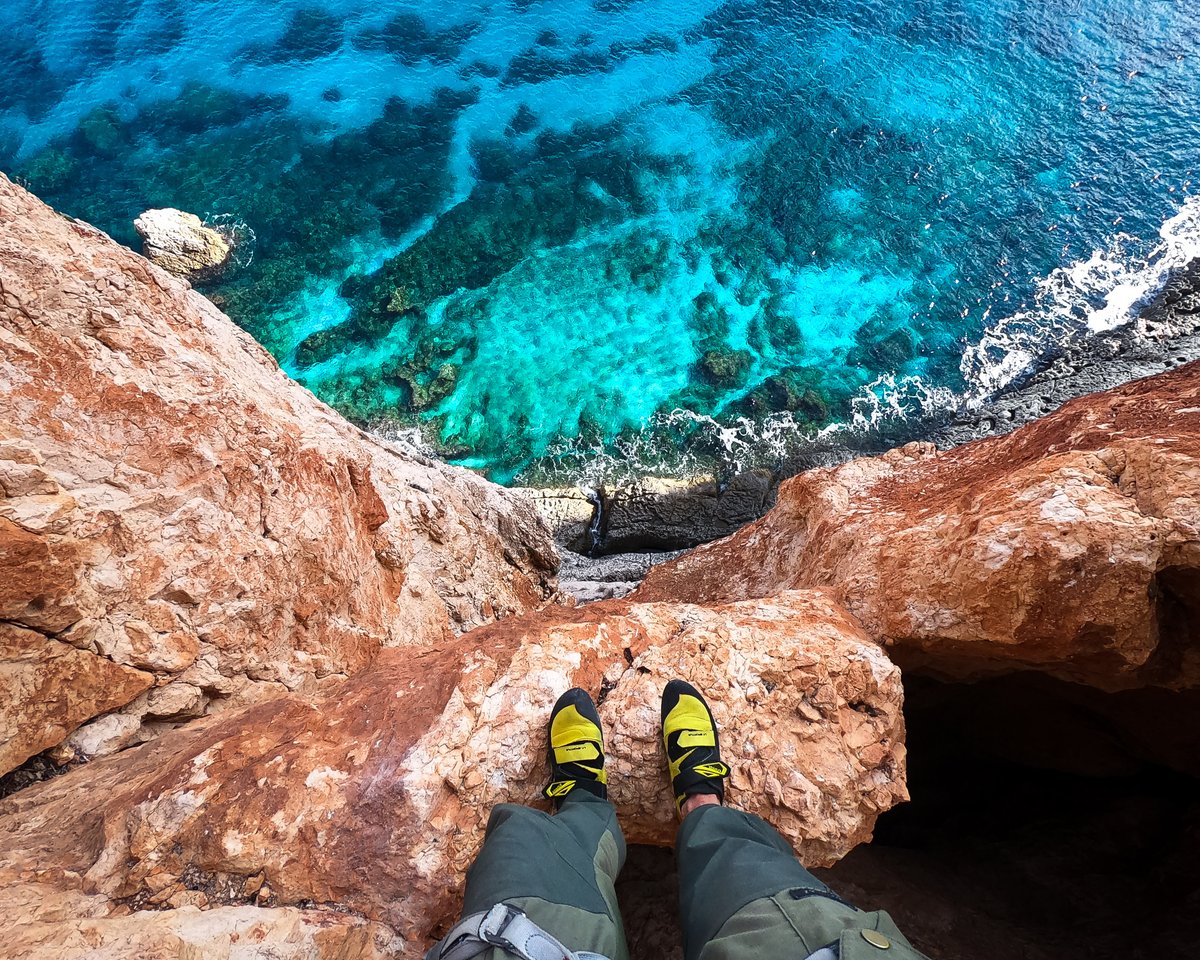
top-left (459, 792), bottom-right (929, 960)
top-left (462, 792), bottom-right (629, 960)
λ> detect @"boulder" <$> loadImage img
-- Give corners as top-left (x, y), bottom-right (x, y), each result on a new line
top-left (0, 591), bottom-right (907, 953)
top-left (0, 174), bottom-right (559, 775)
top-left (133, 208), bottom-right (231, 279)
top-left (636, 363), bottom-right (1200, 691)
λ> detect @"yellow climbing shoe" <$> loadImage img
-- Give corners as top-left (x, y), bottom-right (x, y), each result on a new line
top-left (543, 687), bottom-right (608, 807)
top-left (661, 679), bottom-right (730, 812)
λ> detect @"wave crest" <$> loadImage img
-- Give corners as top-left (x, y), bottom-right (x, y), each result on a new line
top-left (961, 195), bottom-right (1200, 402)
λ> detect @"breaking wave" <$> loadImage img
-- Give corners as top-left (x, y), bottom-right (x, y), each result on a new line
top-left (205, 214), bottom-right (257, 271)
top-left (960, 194), bottom-right (1200, 403)
top-left (520, 196), bottom-right (1200, 488)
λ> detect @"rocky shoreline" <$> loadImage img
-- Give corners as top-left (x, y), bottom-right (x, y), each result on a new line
top-left (538, 260), bottom-right (1200, 601)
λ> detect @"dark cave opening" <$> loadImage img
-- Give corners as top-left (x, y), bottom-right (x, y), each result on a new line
top-left (616, 672), bottom-right (1200, 960)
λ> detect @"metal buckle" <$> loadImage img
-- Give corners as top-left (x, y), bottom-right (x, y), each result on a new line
top-left (478, 903), bottom-right (523, 947)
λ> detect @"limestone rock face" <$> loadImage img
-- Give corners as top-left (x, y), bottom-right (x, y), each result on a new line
top-left (0, 174), bottom-right (558, 775)
top-left (1, 882), bottom-right (397, 960)
top-left (636, 364), bottom-right (1200, 690)
top-left (594, 472), bottom-right (775, 554)
top-left (133, 208), bottom-right (231, 279)
top-left (525, 472), bottom-right (775, 556)
top-left (0, 591), bottom-right (906, 954)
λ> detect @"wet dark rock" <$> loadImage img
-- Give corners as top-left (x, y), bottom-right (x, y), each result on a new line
top-left (738, 371), bottom-right (830, 422)
top-left (353, 13), bottom-right (481, 66)
top-left (697, 348), bottom-right (753, 386)
top-left (567, 472), bottom-right (776, 555)
top-left (848, 318), bottom-right (917, 372)
top-left (556, 549), bottom-right (685, 604)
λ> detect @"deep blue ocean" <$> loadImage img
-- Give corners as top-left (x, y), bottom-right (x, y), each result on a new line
top-left (2, 0), bottom-right (1199, 482)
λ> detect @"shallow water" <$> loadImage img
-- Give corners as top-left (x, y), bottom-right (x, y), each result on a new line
top-left (2, 0), bottom-right (1198, 482)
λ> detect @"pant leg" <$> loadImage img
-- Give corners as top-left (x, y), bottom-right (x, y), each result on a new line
top-left (676, 805), bottom-right (927, 960)
top-left (461, 790), bottom-right (629, 960)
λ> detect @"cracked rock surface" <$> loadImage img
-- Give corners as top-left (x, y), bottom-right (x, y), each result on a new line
top-left (0, 591), bottom-right (905, 957)
top-left (0, 174), bottom-right (559, 776)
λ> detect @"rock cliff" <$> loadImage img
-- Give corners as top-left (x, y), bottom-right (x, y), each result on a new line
top-left (0, 174), bottom-right (558, 776)
top-left (2, 173), bottom-right (1197, 960)
top-left (0, 177), bottom-right (911, 959)
top-left (636, 367), bottom-right (1200, 692)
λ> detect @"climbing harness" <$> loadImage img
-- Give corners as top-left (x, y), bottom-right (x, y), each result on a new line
top-left (426, 903), bottom-right (613, 960)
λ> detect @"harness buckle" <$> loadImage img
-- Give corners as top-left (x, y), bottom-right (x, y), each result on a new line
top-left (478, 903), bottom-right (524, 949)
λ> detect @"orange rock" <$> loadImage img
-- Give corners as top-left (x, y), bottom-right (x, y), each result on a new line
top-left (636, 366), bottom-right (1200, 691)
top-left (0, 623), bottom-right (153, 772)
top-left (0, 591), bottom-right (906, 947)
top-left (0, 882), bottom-right (396, 960)
top-left (0, 174), bottom-right (559, 774)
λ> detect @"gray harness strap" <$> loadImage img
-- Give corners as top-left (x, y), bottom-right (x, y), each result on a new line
top-left (426, 903), bottom-right (612, 960)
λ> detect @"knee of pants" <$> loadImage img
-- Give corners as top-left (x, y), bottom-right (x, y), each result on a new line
top-left (458, 801), bottom-right (630, 960)
top-left (499, 895), bottom-right (629, 960)
top-left (463, 800), bottom-right (623, 921)
top-left (676, 805), bottom-right (840, 957)
top-left (698, 894), bottom-right (927, 960)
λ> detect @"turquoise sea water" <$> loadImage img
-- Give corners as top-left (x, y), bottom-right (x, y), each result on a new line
top-left (2, 0), bottom-right (1199, 482)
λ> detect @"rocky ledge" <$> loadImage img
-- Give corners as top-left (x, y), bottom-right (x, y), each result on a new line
top-left (635, 361), bottom-right (1200, 695)
top-left (1, 174), bottom-right (558, 777)
top-left (2, 173), bottom-right (1198, 959)
top-left (0, 592), bottom-right (905, 956)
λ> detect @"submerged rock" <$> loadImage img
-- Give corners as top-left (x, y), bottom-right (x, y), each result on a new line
top-left (133, 207), bottom-right (231, 279)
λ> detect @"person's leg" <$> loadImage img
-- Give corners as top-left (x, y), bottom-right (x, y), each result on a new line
top-left (676, 804), bottom-right (925, 960)
top-left (437, 688), bottom-right (627, 960)
top-left (461, 788), bottom-right (629, 960)
top-left (676, 803), bottom-right (847, 960)
top-left (663, 680), bottom-right (928, 960)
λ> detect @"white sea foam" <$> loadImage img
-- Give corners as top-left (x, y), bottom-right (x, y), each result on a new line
top-left (961, 194), bottom-right (1200, 403)
top-left (527, 197), bottom-right (1200, 487)
top-left (205, 213), bottom-right (257, 269)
